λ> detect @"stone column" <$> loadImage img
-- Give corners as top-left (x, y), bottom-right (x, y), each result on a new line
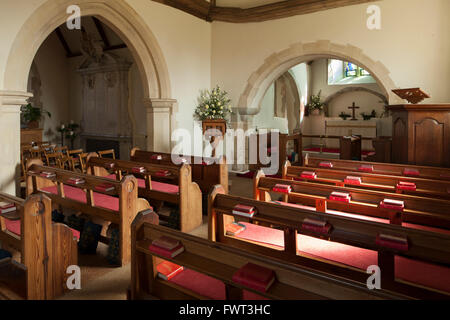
top-left (232, 107), bottom-right (259, 171)
top-left (0, 90), bottom-right (33, 195)
top-left (145, 98), bottom-right (177, 153)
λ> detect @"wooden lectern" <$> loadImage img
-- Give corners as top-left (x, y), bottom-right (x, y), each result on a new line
top-left (388, 104), bottom-right (450, 167)
top-left (340, 135), bottom-right (361, 161)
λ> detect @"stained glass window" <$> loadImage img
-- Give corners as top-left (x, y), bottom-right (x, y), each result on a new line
top-left (328, 59), bottom-right (374, 85)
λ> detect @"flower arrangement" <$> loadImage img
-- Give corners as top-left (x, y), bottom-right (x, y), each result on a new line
top-left (360, 110), bottom-right (377, 120)
top-left (339, 112), bottom-right (351, 120)
top-left (306, 90), bottom-right (325, 114)
top-left (193, 86), bottom-right (232, 122)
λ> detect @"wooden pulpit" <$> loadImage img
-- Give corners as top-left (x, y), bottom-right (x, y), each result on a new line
top-left (388, 104), bottom-right (450, 167)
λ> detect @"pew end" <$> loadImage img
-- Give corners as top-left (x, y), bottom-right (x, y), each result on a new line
top-left (208, 184), bottom-right (227, 242)
top-left (179, 164), bottom-right (203, 233)
top-left (282, 160), bottom-right (291, 179)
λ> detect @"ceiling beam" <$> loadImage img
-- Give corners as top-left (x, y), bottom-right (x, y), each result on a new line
top-left (92, 17), bottom-right (111, 48)
top-left (152, 0), bottom-right (210, 21)
top-left (152, 0), bottom-right (380, 23)
top-left (69, 44), bottom-right (128, 58)
top-left (55, 27), bottom-right (74, 58)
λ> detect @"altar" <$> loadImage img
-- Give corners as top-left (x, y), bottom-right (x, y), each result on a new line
top-left (325, 119), bottom-right (377, 150)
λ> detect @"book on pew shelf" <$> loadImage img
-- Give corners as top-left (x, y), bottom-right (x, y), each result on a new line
top-left (67, 177), bottom-right (85, 185)
top-left (232, 263), bottom-right (276, 293)
top-left (149, 243), bottom-right (184, 259)
top-left (0, 202), bottom-right (16, 215)
top-left (380, 199), bottom-right (404, 211)
top-left (329, 191), bottom-right (351, 203)
top-left (104, 162), bottom-right (115, 169)
top-left (155, 170), bottom-right (171, 177)
top-left (403, 168), bottom-right (420, 177)
top-left (95, 183), bottom-right (115, 192)
top-left (132, 167), bottom-right (146, 174)
top-left (272, 184), bottom-right (292, 194)
top-left (302, 217), bottom-right (331, 234)
top-left (157, 207), bottom-right (172, 218)
top-left (40, 171), bottom-right (56, 178)
top-left (156, 261), bottom-right (184, 281)
top-left (300, 171), bottom-right (317, 179)
top-left (358, 164), bottom-right (374, 173)
top-left (151, 236), bottom-right (181, 251)
top-left (396, 181), bottom-right (416, 191)
top-left (344, 176), bottom-right (362, 185)
top-left (225, 222), bottom-right (247, 236)
top-left (319, 161), bottom-right (333, 168)
top-left (375, 233), bottom-right (409, 251)
top-left (232, 204), bottom-right (256, 218)
top-left (151, 154), bottom-right (163, 160)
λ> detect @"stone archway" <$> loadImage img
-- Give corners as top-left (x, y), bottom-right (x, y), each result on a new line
top-left (238, 40), bottom-right (400, 118)
top-left (0, 0), bottom-right (175, 193)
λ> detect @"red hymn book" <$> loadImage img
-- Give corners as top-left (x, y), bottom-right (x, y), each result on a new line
top-left (149, 236), bottom-right (185, 259)
top-left (232, 263), bottom-right (276, 293)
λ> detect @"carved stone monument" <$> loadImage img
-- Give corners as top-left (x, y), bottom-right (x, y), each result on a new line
top-left (78, 30), bottom-right (132, 158)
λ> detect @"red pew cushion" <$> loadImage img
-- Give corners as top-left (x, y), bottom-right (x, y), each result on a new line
top-left (4, 218), bottom-right (80, 240)
top-left (41, 185), bottom-right (119, 212)
top-left (169, 268), bottom-right (267, 300)
top-left (105, 174), bottom-right (179, 194)
top-left (233, 222), bottom-right (450, 293)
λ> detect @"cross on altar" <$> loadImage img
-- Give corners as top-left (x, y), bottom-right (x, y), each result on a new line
top-left (348, 102), bottom-right (360, 120)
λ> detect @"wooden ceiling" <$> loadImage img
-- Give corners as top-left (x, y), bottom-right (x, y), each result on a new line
top-left (152, 0), bottom-right (380, 23)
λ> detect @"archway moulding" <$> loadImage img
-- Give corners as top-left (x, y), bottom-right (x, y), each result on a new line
top-left (2, 0), bottom-right (175, 152)
top-left (238, 40), bottom-right (401, 116)
top-left (3, 0), bottom-right (172, 101)
top-left (323, 86), bottom-right (389, 106)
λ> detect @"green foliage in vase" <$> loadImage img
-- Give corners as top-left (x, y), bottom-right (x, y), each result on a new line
top-left (21, 103), bottom-right (51, 123)
top-left (339, 112), bottom-right (351, 120)
top-left (306, 90), bottom-right (325, 113)
top-left (193, 85), bottom-right (232, 121)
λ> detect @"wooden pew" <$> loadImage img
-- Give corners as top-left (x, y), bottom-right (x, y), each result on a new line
top-left (0, 192), bottom-right (77, 299)
top-left (208, 186), bottom-right (450, 299)
top-left (283, 162), bottom-right (450, 200)
top-left (25, 159), bottom-right (151, 266)
top-left (257, 170), bottom-right (450, 230)
top-left (304, 156), bottom-right (450, 181)
top-left (86, 154), bottom-right (202, 233)
top-left (130, 147), bottom-right (228, 194)
top-left (130, 213), bottom-right (406, 300)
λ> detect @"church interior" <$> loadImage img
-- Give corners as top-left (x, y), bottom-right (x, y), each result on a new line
top-left (0, 0), bottom-right (449, 303)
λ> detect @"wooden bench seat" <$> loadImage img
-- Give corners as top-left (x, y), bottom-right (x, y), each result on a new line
top-left (130, 213), bottom-right (405, 300)
top-left (256, 170), bottom-right (450, 230)
top-left (130, 148), bottom-right (228, 194)
top-left (283, 162), bottom-right (450, 200)
top-left (208, 186), bottom-right (450, 299)
top-left (25, 159), bottom-right (152, 266)
top-left (304, 156), bottom-right (450, 181)
top-left (0, 192), bottom-right (77, 299)
top-left (87, 154), bottom-right (202, 233)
